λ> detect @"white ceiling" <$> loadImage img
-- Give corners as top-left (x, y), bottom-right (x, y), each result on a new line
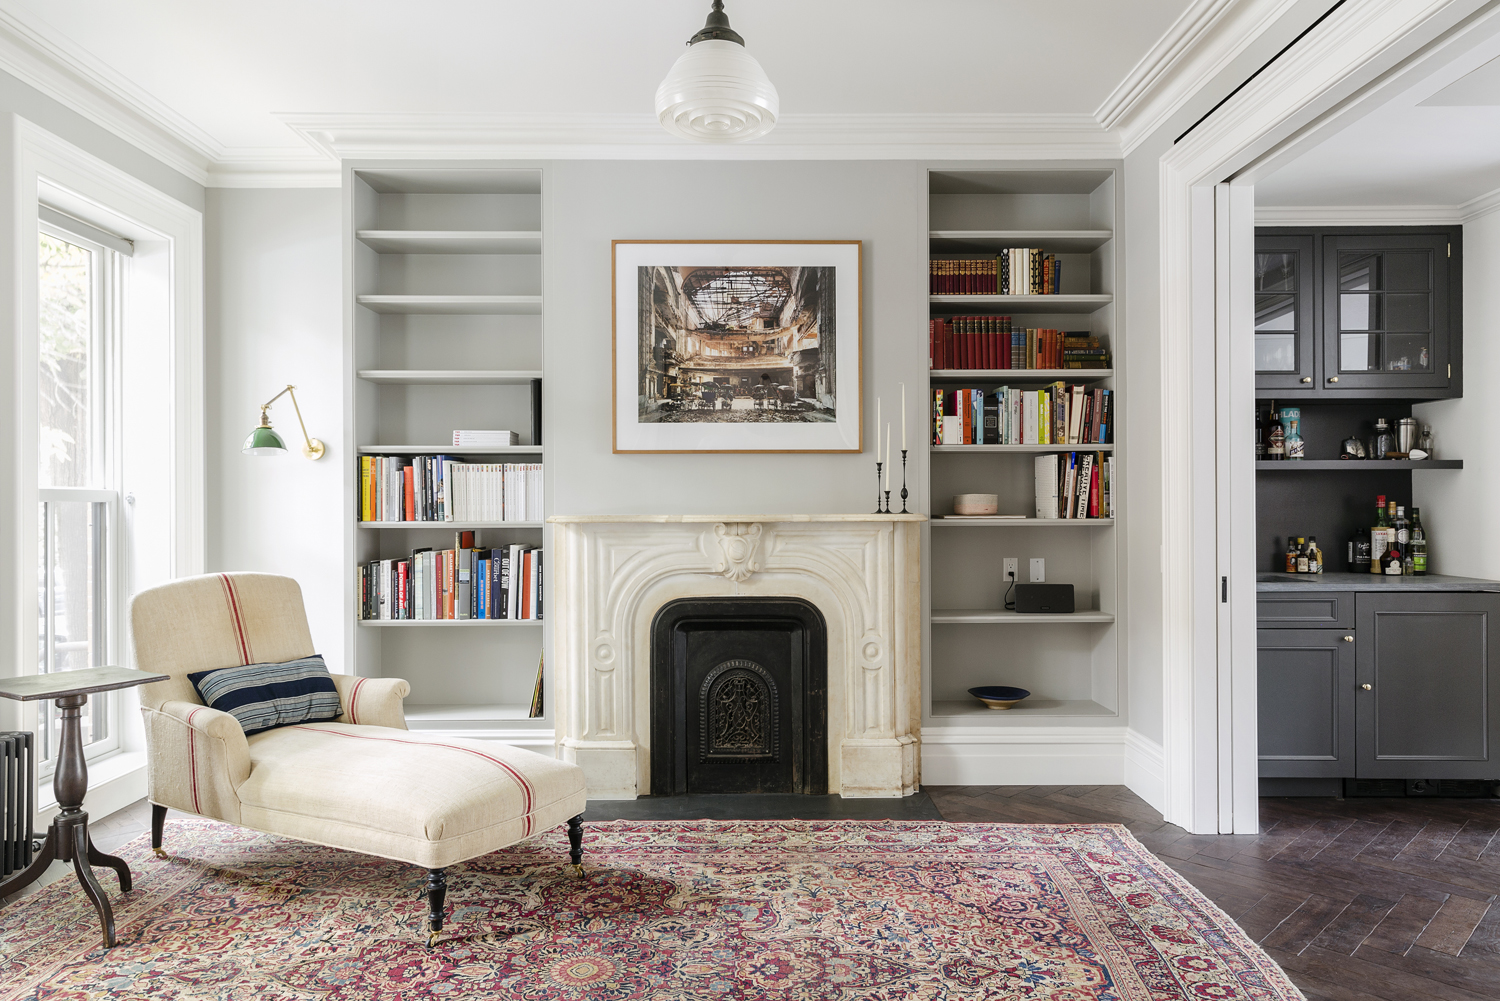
top-left (1257, 28), bottom-right (1500, 210)
top-left (0, 0), bottom-right (1201, 175)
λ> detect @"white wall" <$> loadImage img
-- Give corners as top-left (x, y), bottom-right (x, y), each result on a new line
top-left (205, 188), bottom-right (345, 668)
top-left (1414, 208), bottom-right (1500, 577)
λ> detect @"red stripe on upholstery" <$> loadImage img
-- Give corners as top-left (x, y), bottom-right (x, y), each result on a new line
top-left (186, 707), bottom-right (205, 814)
top-left (289, 726), bottom-right (536, 835)
top-left (218, 574), bottom-right (252, 665)
top-left (348, 677), bottom-right (368, 724)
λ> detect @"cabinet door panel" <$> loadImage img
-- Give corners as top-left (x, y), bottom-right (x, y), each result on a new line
top-left (1255, 235), bottom-right (1317, 391)
top-left (1356, 593), bottom-right (1500, 778)
top-left (1257, 592), bottom-right (1354, 629)
top-left (1322, 233), bottom-right (1451, 392)
top-left (1258, 629), bottom-right (1355, 777)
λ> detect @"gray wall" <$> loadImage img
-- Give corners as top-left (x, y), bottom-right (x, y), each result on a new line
top-left (544, 160), bottom-right (929, 515)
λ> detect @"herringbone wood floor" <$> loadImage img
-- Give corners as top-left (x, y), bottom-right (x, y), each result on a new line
top-left (19, 790), bottom-right (1500, 1000)
top-left (930, 786), bottom-right (1500, 1001)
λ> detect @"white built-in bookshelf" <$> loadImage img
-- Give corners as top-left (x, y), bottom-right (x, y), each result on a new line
top-left (344, 166), bottom-right (548, 742)
top-left (924, 168), bottom-right (1122, 728)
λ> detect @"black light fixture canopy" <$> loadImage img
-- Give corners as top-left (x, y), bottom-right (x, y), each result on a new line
top-left (687, 0), bottom-right (744, 46)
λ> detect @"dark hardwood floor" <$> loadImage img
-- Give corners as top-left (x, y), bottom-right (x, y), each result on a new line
top-left (30, 789), bottom-right (1500, 1000)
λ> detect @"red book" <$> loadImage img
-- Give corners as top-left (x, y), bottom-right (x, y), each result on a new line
top-left (1090, 461), bottom-right (1102, 518)
top-left (520, 551), bottom-right (533, 619)
top-left (403, 466), bottom-right (415, 522)
top-left (396, 560), bottom-right (408, 619)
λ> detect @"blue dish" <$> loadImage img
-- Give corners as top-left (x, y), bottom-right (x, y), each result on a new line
top-left (967, 686), bottom-right (1031, 710)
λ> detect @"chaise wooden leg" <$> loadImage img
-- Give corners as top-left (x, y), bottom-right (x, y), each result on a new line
top-left (425, 868), bottom-right (447, 946)
top-left (567, 815), bottom-right (584, 878)
top-left (150, 804), bottom-right (168, 858)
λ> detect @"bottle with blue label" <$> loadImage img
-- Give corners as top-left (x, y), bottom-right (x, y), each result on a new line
top-left (1279, 407), bottom-right (1304, 460)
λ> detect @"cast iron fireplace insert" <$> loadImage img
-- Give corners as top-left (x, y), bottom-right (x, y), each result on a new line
top-left (650, 597), bottom-right (828, 795)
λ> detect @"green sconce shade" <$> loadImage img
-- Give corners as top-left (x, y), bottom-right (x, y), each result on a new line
top-left (243, 423), bottom-right (288, 455)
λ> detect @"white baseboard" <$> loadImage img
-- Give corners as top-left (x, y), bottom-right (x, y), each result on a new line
top-left (920, 727), bottom-right (1126, 786)
top-left (1123, 729), bottom-right (1166, 814)
top-left (36, 751), bottom-right (148, 828)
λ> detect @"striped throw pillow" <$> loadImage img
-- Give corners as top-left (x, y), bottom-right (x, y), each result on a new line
top-left (188, 655), bottom-right (342, 736)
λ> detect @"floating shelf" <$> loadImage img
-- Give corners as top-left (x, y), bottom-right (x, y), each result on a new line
top-left (932, 444), bottom-right (1113, 453)
top-left (357, 369), bottom-right (543, 385)
top-left (359, 521), bottom-right (543, 529)
top-left (356, 230), bottom-right (542, 254)
top-left (356, 295), bottom-right (543, 315)
top-left (405, 703), bottom-right (535, 723)
top-left (1255, 459), bottom-right (1463, 470)
top-left (929, 699), bottom-right (1117, 719)
top-left (931, 517), bottom-right (1114, 527)
top-left (357, 445), bottom-right (543, 455)
top-left (932, 609), bottom-right (1115, 624)
top-left (358, 619), bottom-right (543, 627)
top-left (929, 229), bottom-right (1113, 254)
top-left (929, 294), bottom-right (1113, 314)
top-left (930, 368), bottom-right (1112, 382)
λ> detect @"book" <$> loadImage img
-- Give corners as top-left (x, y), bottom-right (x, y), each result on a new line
top-left (453, 430), bottom-right (519, 446)
top-left (1034, 454), bottom-right (1060, 519)
top-left (528, 651), bottom-right (544, 718)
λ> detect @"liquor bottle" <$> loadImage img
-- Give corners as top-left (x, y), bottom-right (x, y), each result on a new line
top-left (1306, 536), bottom-right (1323, 574)
top-left (1349, 527), bottom-right (1371, 572)
top-left (1285, 536), bottom-right (1299, 573)
top-left (1384, 547), bottom-right (1404, 575)
top-left (1281, 407), bottom-right (1305, 460)
top-left (1255, 407), bottom-right (1266, 459)
top-left (1388, 500), bottom-right (1400, 552)
top-left (1371, 495), bottom-right (1389, 573)
top-left (1410, 508), bottom-right (1427, 576)
top-left (1394, 505), bottom-right (1410, 558)
top-left (1267, 402), bottom-right (1285, 460)
top-left (1296, 538), bottom-right (1309, 574)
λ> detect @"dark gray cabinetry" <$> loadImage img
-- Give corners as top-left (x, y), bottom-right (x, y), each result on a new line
top-left (1355, 592), bottom-right (1500, 779)
top-left (1258, 589), bottom-right (1500, 780)
top-left (1258, 628), bottom-right (1355, 776)
top-left (1255, 234), bottom-right (1316, 391)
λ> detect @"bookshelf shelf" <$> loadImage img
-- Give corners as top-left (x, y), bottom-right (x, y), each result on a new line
top-left (359, 521), bottom-right (544, 529)
top-left (357, 369), bottom-right (543, 385)
top-left (1255, 459), bottom-right (1463, 470)
top-left (930, 699), bottom-right (1117, 719)
top-left (357, 445), bottom-right (544, 455)
top-left (932, 609), bottom-right (1115, 624)
top-left (356, 295), bottom-right (543, 315)
top-left (930, 368), bottom-right (1112, 383)
top-left (358, 619), bottom-right (543, 627)
top-left (931, 517), bottom-right (1114, 527)
top-left (929, 294), bottom-right (1112, 314)
top-left (932, 444), bottom-right (1113, 453)
top-left (929, 230), bottom-right (1113, 254)
top-left (356, 230), bottom-right (542, 254)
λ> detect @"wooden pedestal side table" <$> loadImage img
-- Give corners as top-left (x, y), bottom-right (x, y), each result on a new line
top-left (0, 667), bottom-right (167, 947)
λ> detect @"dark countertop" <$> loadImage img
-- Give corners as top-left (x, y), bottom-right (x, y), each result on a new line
top-left (1257, 572), bottom-right (1500, 592)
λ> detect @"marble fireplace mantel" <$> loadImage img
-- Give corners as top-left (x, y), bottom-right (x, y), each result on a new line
top-left (548, 514), bottom-right (926, 799)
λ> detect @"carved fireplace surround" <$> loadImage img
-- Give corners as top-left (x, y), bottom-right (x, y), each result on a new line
top-left (549, 514), bottom-right (925, 798)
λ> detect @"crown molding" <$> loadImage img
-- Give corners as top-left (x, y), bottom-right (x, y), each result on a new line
top-left (1255, 203), bottom-right (1463, 225)
top-left (1098, 0), bottom-right (1304, 155)
top-left (278, 111), bottom-right (1122, 161)
top-left (206, 153), bottom-right (341, 189)
top-left (1461, 183), bottom-right (1500, 221)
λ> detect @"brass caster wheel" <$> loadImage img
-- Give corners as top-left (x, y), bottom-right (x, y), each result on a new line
top-left (569, 863), bottom-right (586, 879)
top-left (428, 931), bottom-right (440, 948)
top-left (153, 847), bottom-right (169, 859)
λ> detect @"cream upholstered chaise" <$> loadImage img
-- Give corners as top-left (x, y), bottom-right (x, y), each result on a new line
top-left (130, 572), bottom-right (587, 943)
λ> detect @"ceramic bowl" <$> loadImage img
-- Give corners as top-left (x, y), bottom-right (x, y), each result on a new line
top-left (953, 493), bottom-right (999, 516)
top-left (967, 686), bottom-right (1031, 710)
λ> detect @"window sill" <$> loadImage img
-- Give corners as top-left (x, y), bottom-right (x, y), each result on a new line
top-left (36, 749), bottom-right (147, 819)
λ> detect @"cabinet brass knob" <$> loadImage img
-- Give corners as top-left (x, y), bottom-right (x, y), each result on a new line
top-left (1328, 376), bottom-right (1340, 383)
top-left (1361, 683), bottom-right (1373, 690)
top-left (1301, 377), bottom-right (1312, 383)
top-left (1343, 635), bottom-right (1354, 642)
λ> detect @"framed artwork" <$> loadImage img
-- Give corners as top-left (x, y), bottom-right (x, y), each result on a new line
top-left (612, 240), bottom-right (862, 453)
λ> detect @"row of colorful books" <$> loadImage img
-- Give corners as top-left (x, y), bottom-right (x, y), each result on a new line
top-left (934, 384), bottom-right (1112, 446)
top-left (359, 456), bottom-right (542, 523)
top-left (930, 319), bottom-right (1109, 370)
top-left (930, 251), bottom-right (1061, 295)
top-left (1035, 453), bottom-right (1114, 520)
top-left (358, 533), bottom-right (542, 620)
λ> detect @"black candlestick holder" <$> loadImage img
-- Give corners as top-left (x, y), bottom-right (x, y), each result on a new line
top-left (899, 449), bottom-right (909, 514)
top-left (874, 461), bottom-right (886, 514)
top-left (883, 487), bottom-right (892, 514)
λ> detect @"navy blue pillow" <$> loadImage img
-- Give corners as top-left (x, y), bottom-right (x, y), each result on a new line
top-left (188, 655), bottom-right (341, 736)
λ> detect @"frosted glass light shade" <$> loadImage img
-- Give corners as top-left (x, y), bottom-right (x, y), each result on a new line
top-left (655, 39), bottom-right (779, 143)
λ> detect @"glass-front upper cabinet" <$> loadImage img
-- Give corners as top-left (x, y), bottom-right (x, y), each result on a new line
top-left (1322, 232), bottom-right (1452, 392)
top-left (1254, 234), bottom-right (1316, 390)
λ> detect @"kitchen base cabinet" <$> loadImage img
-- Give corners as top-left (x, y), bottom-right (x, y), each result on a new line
top-left (1257, 587), bottom-right (1500, 784)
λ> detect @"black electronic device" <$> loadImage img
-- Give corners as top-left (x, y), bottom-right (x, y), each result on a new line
top-left (1014, 583), bottom-right (1075, 614)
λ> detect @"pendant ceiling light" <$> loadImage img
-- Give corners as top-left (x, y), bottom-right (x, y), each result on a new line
top-left (655, 1), bottom-right (779, 143)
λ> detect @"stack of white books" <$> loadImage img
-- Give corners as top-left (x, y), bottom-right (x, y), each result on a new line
top-left (453, 430), bottom-right (519, 447)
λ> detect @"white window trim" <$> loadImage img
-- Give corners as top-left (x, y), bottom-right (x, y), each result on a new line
top-left (12, 117), bottom-right (204, 802)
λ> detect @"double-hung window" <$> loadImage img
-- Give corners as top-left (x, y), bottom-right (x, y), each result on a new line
top-left (36, 217), bottom-right (124, 765)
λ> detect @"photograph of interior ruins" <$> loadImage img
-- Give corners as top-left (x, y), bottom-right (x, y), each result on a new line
top-left (637, 264), bottom-right (837, 423)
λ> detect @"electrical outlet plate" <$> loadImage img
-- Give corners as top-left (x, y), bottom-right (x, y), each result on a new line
top-left (1003, 558), bottom-right (1019, 580)
top-left (1029, 558), bottom-right (1046, 582)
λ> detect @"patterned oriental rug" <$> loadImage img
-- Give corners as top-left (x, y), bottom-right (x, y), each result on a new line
top-left (0, 819), bottom-right (1304, 1001)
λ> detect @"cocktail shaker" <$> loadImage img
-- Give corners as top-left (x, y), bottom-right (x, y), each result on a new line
top-left (1396, 417), bottom-right (1418, 454)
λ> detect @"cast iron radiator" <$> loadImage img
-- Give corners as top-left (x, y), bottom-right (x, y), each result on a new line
top-left (1, 731), bottom-right (35, 877)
